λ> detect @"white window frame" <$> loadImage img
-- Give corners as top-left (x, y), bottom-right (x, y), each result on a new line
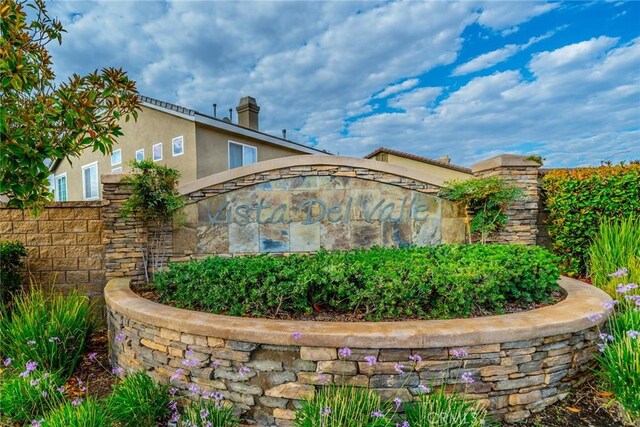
top-left (228, 141), bottom-right (258, 169)
top-left (111, 148), bottom-right (122, 166)
top-left (152, 143), bottom-right (163, 162)
top-left (111, 167), bottom-right (123, 173)
top-left (54, 173), bottom-right (67, 202)
top-left (135, 148), bottom-right (144, 162)
top-left (172, 136), bottom-right (184, 157)
top-left (81, 161), bottom-right (99, 201)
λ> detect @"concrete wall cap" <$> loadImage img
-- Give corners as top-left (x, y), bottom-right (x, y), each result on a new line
top-left (101, 173), bottom-right (133, 184)
top-left (471, 154), bottom-right (542, 173)
top-left (178, 155), bottom-right (446, 197)
top-left (105, 276), bottom-right (611, 348)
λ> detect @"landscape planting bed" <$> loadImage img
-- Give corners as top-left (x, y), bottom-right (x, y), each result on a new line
top-left (106, 276), bottom-right (612, 426)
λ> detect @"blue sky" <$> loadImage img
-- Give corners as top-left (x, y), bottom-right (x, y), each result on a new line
top-left (48, 1), bottom-right (640, 167)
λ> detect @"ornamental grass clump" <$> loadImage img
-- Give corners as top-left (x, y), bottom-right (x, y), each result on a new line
top-left (179, 399), bottom-right (239, 427)
top-left (403, 389), bottom-right (489, 427)
top-left (41, 398), bottom-right (110, 427)
top-left (294, 385), bottom-right (393, 427)
top-left (0, 288), bottom-right (93, 379)
top-left (589, 216), bottom-right (640, 298)
top-left (0, 368), bottom-right (65, 425)
top-left (105, 371), bottom-right (170, 427)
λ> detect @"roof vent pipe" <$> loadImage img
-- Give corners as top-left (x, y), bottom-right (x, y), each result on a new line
top-left (229, 108), bottom-right (233, 122)
top-left (213, 103), bottom-right (217, 118)
top-left (282, 129), bottom-right (287, 140)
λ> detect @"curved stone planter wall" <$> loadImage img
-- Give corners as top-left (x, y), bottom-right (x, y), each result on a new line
top-left (105, 277), bottom-right (611, 426)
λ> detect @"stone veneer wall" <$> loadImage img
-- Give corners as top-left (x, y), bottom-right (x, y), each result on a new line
top-left (0, 203), bottom-right (105, 298)
top-left (472, 155), bottom-right (542, 245)
top-left (106, 277), bottom-right (611, 426)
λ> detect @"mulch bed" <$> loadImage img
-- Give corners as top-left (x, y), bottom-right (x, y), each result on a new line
top-left (67, 330), bottom-right (115, 401)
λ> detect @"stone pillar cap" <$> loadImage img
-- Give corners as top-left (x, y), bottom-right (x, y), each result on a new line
top-left (472, 154), bottom-right (542, 173)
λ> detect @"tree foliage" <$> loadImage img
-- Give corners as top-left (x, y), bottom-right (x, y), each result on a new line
top-left (0, 0), bottom-right (141, 213)
top-left (439, 177), bottom-right (522, 244)
top-left (121, 160), bottom-right (186, 283)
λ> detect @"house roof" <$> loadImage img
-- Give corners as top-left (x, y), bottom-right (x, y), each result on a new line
top-left (364, 147), bottom-right (472, 174)
top-left (140, 95), bottom-right (330, 156)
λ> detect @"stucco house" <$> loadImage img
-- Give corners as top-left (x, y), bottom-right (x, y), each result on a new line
top-left (364, 147), bottom-right (472, 182)
top-left (50, 96), bottom-right (329, 201)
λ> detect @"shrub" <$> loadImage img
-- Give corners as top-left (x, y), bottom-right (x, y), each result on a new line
top-left (542, 164), bottom-right (640, 276)
top-left (105, 371), bottom-right (170, 426)
top-left (439, 177), bottom-right (522, 244)
top-left (589, 216), bottom-right (640, 297)
top-left (0, 288), bottom-right (92, 378)
top-left (42, 398), bottom-right (111, 427)
top-left (596, 302), bottom-right (640, 422)
top-left (403, 389), bottom-right (489, 427)
top-left (155, 244), bottom-right (560, 321)
top-left (180, 399), bottom-right (239, 427)
top-left (0, 369), bottom-right (65, 425)
top-left (295, 385), bottom-right (392, 427)
top-left (0, 240), bottom-right (27, 304)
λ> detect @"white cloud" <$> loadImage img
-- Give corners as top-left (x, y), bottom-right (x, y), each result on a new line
top-left (476, 2), bottom-right (559, 30)
top-left (374, 79), bottom-right (420, 99)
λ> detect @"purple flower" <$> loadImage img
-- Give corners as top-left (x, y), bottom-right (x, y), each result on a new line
top-left (210, 360), bottom-right (221, 368)
top-left (609, 267), bottom-right (628, 278)
top-left (71, 397), bottom-right (83, 406)
top-left (418, 384), bottom-right (430, 394)
top-left (451, 348), bottom-right (468, 359)
top-left (87, 352), bottom-right (98, 361)
top-left (338, 347), bottom-right (351, 358)
top-left (188, 383), bottom-right (200, 394)
top-left (393, 397), bottom-right (402, 409)
top-left (599, 333), bottom-right (614, 342)
top-left (408, 354), bottom-right (422, 362)
top-left (625, 295), bottom-right (640, 305)
top-left (394, 363), bottom-right (404, 373)
top-left (31, 420), bottom-right (42, 427)
top-left (396, 422), bottom-right (410, 427)
top-left (112, 366), bottom-right (124, 375)
top-left (200, 408), bottom-right (210, 420)
top-left (115, 332), bottom-right (126, 342)
top-left (30, 378), bottom-right (41, 387)
top-left (461, 372), bottom-right (475, 384)
top-left (587, 312), bottom-right (602, 322)
top-left (601, 300), bottom-right (618, 311)
top-left (3, 358), bottom-right (12, 367)
top-left (26, 361), bottom-right (38, 372)
top-left (291, 332), bottom-right (302, 340)
top-left (170, 368), bottom-right (185, 382)
top-left (238, 366), bottom-right (251, 376)
top-left (169, 400), bottom-right (178, 411)
top-left (169, 387), bottom-right (178, 396)
top-left (371, 410), bottom-right (385, 418)
top-left (318, 375), bottom-right (329, 383)
top-left (627, 330), bottom-right (639, 339)
top-left (321, 407), bottom-right (332, 416)
top-left (182, 358), bottom-right (201, 369)
top-left (56, 386), bottom-right (66, 393)
top-left (364, 355), bottom-right (377, 366)
top-left (617, 283), bottom-right (638, 294)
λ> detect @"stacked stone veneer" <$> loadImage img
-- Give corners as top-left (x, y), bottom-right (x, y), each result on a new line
top-left (106, 277), bottom-right (610, 426)
top-left (472, 155), bottom-right (542, 245)
top-left (0, 203), bottom-right (105, 298)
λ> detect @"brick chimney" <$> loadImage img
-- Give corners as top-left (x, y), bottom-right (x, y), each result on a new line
top-left (236, 96), bottom-right (260, 131)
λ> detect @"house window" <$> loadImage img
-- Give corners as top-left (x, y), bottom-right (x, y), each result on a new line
top-left (172, 136), bottom-right (184, 156)
top-left (112, 167), bottom-right (123, 173)
top-left (81, 162), bottom-right (99, 200)
top-left (54, 173), bottom-right (67, 202)
top-left (228, 141), bottom-right (257, 169)
top-left (111, 149), bottom-right (122, 166)
top-left (153, 143), bottom-right (162, 162)
top-left (136, 149), bottom-right (144, 162)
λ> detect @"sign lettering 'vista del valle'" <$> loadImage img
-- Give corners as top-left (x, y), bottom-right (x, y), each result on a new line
top-left (174, 170), bottom-right (467, 255)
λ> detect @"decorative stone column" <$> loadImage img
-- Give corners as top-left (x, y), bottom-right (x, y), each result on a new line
top-left (471, 155), bottom-right (542, 245)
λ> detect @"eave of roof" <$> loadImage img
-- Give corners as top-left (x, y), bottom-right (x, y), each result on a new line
top-left (364, 147), bottom-right (471, 174)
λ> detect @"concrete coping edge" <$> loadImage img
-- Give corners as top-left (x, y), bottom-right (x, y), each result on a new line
top-left (471, 154), bottom-right (542, 174)
top-left (105, 276), bottom-right (612, 349)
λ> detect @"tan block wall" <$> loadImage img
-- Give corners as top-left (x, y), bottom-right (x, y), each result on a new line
top-left (379, 153), bottom-right (473, 182)
top-left (0, 203), bottom-right (105, 298)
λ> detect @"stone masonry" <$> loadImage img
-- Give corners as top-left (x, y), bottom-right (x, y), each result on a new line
top-left (0, 202), bottom-right (105, 299)
top-left (107, 307), bottom-right (600, 426)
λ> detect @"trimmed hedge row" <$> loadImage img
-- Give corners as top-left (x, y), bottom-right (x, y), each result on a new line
top-left (154, 245), bottom-right (560, 321)
top-left (542, 164), bottom-right (640, 276)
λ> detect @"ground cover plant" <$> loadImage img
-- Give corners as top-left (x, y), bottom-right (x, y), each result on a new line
top-left (105, 370), bottom-right (170, 426)
top-left (542, 163), bottom-right (640, 276)
top-left (154, 244), bottom-right (560, 321)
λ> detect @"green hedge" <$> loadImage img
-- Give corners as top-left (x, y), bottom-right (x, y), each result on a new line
top-left (541, 164), bottom-right (640, 276)
top-left (0, 240), bottom-right (27, 304)
top-left (154, 245), bottom-right (560, 321)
